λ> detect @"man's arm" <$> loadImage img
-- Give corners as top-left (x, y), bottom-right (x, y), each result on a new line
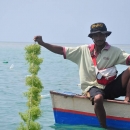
top-left (34, 36), bottom-right (64, 55)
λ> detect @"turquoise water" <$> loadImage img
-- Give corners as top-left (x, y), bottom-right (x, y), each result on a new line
top-left (0, 43), bottom-right (129, 130)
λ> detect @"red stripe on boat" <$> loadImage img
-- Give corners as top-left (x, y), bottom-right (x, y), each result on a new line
top-left (53, 108), bottom-right (130, 122)
top-left (54, 108), bottom-right (96, 117)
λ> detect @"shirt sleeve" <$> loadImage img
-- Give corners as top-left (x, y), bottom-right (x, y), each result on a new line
top-left (63, 46), bottom-right (83, 64)
top-left (116, 49), bottom-right (130, 65)
top-left (126, 55), bottom-right (130, 65)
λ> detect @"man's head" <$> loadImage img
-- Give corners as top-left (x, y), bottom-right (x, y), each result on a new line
top-left (88, 22), bottom-right (112, 45)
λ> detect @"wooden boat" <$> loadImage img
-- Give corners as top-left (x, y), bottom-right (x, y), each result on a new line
top-left (50, 91), bottom-right (130, 129)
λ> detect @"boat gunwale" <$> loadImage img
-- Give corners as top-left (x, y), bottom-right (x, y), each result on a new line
top-left (50, 90), bottom-right (130, 105)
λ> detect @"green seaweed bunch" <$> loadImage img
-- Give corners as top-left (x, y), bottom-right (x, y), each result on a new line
top-left (18, 44), bottom-right (43, 130)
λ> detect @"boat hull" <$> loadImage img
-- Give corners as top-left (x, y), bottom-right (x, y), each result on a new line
top-left (50, 91), bottom-right (130, 129)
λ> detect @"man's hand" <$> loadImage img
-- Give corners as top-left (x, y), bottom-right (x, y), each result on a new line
top-left (34, 36), bottom-right (43, 45)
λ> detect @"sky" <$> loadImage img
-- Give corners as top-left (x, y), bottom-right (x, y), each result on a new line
top-left (0, 0), bottom-right (130, 45)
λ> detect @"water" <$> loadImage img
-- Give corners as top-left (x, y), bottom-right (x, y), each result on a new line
top-left (0, 42), bottom-right (129, 130)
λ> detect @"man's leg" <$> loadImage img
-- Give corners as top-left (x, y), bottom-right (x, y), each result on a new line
top-left (94, 94), bottom-right (107, 128)
top-left (89, 87), bottom-right (107, 128)
top-left (121, 67), bottom-right (130, 102)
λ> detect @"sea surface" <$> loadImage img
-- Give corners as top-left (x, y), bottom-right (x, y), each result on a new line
top-left (0, 42), bottom-right (130, 130)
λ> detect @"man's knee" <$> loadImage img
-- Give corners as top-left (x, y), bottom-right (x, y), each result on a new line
top-left (124, 67), bottom-right (130, 77)
top-left (94, 94), bottom-right (103, 104)
top-left (126, 67), bottom-right (130, 75)
top-left (121, 67), bottom-right (130, 87)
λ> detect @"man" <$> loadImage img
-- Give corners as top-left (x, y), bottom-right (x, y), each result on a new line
top-left (34, 22), bottom-right (130, 128)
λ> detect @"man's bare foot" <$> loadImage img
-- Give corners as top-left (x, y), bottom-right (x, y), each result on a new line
top-left (124, 97), bottom-right (130, 103)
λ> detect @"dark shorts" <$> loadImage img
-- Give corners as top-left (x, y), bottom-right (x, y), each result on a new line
top-left (89, 72), bottom-right (126, 100)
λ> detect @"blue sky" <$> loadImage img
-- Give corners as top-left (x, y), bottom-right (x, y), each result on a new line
top-left (0, 0), bottom-right (130, 44)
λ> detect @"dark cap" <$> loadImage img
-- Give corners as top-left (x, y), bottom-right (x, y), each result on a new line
top-left (88, 22), bottom-right (112, 38)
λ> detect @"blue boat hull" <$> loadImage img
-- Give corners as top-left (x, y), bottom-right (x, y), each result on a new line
top-left (54, 109), bottom-right (130, 129)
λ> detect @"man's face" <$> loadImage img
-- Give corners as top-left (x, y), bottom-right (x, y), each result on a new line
top-left (92, 32), bottom-right (106, 46)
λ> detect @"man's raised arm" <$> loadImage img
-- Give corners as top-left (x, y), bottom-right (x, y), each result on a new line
top-left (34, 36), bottom-right (64, 55)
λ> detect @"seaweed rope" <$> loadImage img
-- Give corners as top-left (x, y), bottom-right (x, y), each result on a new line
top-left (28, 42), bottom-right (36, 130)
top-left (18, 42), bottom-right (43, 130)
top-left (28, 49), bottom-right (34, 130)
